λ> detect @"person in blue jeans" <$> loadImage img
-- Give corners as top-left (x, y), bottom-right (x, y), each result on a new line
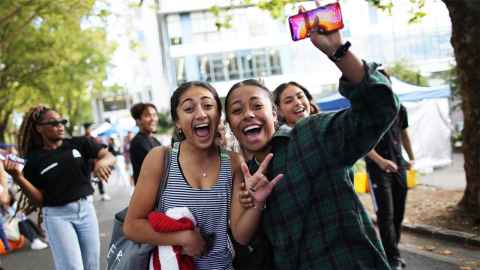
top-left (3, 105), bottom-right (115, 270)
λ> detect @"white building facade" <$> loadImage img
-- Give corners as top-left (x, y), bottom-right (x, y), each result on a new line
top-left (156, 0), bottom-right (453, 98)
top-left (92, 0), bottom-right (171, 127)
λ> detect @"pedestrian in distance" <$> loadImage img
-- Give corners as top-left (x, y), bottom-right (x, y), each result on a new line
top-left (123, 81), bottom-right (281, 270)
top-left (365, 102), bottom-right (415, 270)
top-left (129, 103), bottom-right (162, 186)
top-left (223, 1), bottom-right (399, 268)
top-left (2, 105), bottom-right (116, 270)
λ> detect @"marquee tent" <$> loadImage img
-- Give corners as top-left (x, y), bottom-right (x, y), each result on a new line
top-left (317, 77), bottom-right (452, 173)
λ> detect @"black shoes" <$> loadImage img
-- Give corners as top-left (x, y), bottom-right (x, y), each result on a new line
top-left (390, 260), bottom-right (402, 270)
top-left (390, 257), bottom-right (406, 269)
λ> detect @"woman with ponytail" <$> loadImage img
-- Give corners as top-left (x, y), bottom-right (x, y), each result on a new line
top-left (2, 105), bottom-right (116, 270)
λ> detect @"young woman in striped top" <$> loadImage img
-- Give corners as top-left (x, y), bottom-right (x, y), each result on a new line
top-left (123, 81), bottom-right (281, 270)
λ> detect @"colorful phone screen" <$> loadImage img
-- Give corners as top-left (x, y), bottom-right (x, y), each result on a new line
top-left (288, 2), bottom-right (344, 41)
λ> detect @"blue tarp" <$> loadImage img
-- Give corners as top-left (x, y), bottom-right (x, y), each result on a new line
top-left (317, 77), bottom-right (451, 111)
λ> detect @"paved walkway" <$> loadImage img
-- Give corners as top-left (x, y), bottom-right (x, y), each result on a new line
top-left (418, 152), bottom-right (466, 190)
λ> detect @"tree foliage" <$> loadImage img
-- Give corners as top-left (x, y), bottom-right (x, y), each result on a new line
top-left (386, 61), bottom-right (429, 86)
top-left (0, 0), bottom-right (115, 141)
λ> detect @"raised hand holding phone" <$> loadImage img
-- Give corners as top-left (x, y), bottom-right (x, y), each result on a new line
top-left (299, 1), bottom-right (343, 55)
top-left (300, 1), bottom-right (365, 83)
top-left (289, 1), bottom-right (343, 41)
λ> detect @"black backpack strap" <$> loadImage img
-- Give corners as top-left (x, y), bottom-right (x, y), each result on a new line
top-left (154, 146), bottom-right (171, 211)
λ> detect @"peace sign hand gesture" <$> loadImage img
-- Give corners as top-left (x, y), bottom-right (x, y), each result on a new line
top-left (241, 153), bottom-right (283, 204)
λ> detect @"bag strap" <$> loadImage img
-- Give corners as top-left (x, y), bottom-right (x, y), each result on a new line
top-left (154, 146), bottom-right (171, 211)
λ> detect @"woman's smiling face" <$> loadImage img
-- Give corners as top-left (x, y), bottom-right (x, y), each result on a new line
top-left (226, 85), bottom-right (277, 153)
top-left (175, 86), bottom-right (220, 149)
top-left (278, 84), bottom-right (311, 126)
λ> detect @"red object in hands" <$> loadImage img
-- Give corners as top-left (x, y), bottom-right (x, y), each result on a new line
top-left (148, 211), bottom-right (196, 270)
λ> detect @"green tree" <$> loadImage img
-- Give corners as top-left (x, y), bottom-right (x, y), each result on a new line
top-left (210, 0), bottom-right (480, 216)
top-left (441, 1), bottom-right (480, 215)
top-left (157, 111), bottom-right (174, 134)
top-left (0, 0), bottom-right (115, 140)
top-left (386, 61), bottom-right (429, 86)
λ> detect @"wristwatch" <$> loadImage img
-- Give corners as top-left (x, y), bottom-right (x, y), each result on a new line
top-left (329, 41), bottom-right (351, 62)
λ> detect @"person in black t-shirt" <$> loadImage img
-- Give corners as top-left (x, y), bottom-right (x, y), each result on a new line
top-left (2, 105), bottom-right (116, 270)
top-left (129, 102), bottom-right (162, 185)
top-left (365, 104), bottom-right (415, 270)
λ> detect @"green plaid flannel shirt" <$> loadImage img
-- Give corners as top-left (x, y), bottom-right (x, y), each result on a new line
top-left (262, 62), bottom-right (398, 270)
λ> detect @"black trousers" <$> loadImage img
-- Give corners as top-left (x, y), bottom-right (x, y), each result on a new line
top-left (96, 179), bottom-right (105, 194)
top-left (367, 166), bottom-right (408, 262)
top-left (18, 219), bottom-right (43, 242)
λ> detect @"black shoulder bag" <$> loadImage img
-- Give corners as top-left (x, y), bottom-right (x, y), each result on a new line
top-left (106, 147), bottom-right (171, 270)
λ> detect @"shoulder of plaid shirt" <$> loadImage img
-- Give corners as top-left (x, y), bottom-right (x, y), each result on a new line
top-left (252, 62), bottom-right (399, 270)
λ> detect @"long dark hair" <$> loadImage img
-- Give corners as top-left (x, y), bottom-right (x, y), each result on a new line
top-left (17, 105), bottom-right (52, 156)
top-left (170, 81), bottom-right (222, 141)
top-left (15, 105), bottom-right (53, 227)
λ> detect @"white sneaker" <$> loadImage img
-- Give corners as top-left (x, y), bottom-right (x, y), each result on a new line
top-left (31, 238), bottom-right (48, 250)
top-left (101, 194), bottom-right (111, 201)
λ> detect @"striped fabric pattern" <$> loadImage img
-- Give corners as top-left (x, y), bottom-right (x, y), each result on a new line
top-left (161, 142), bottom-right (234, 270)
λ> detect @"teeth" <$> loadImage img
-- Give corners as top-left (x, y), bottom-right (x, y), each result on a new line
top-left (295, 107), bottom-right (305, 113)
top-left (243, 125), bottom-right (260, 132)
top-left (194, 123), bottom-right (208, 128)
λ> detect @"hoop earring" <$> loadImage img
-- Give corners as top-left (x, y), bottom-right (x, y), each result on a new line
top-left (176, 127), bottom-right (185, 141)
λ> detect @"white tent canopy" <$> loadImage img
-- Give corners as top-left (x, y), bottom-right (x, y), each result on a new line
top-left (316, 77), bottom-right (453, 173)
top-left (403, 98), bottom-right (452, 173)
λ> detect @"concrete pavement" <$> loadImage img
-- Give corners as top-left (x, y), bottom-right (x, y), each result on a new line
top-left (419, 152), bottom-right (466, 190)
top-left (0, 180), bottom-right (474, 270)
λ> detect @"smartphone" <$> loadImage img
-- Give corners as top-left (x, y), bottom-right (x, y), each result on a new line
top-left (0, 153), bottom-right (25, 165)
top-left (288, 2), bottom-right (344, 41)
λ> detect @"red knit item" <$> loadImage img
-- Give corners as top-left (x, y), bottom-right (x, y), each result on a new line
top-left (148, 212), bottom-right (195, 232)
top-left (148, 211), bottom-right (195, 270)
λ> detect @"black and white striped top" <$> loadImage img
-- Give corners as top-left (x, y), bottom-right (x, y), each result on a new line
top-left (161, 142), bottom-right (234, 270)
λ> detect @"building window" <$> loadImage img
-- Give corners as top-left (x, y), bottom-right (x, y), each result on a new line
top-left (211, 58), bottom-right (226, 81)
top-left (268, 49), bottom-right (282, 75)
top-left (103, 96), bottom-right (129, 111)
top-left (167, 15), bottom-right (182, 46)
top-left (253, 52), bottom-right (268, 77)
top-left (199, 56), bottom-right (211, 82)
top-left (190, 48), bottom-right (283, 84)
top-left (240, 54), bottom-right (254, 78)
top-left (226, 53), bottom-right (240, 80)
top-left (175, 58), bottom-right (187, 85)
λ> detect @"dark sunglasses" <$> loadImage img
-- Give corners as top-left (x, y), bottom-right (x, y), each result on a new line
top-left (37, 119), bottom-right (68, 127)
top-left (33, 106), bottom-right (49, 122)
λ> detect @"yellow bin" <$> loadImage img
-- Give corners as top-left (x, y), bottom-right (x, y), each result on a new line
top-left (407, 169), bottom-right (417, 189)
top-left (354, 172), bottom-right (369, 193)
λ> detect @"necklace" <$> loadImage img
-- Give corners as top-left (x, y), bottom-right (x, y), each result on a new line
top-left (200, 156), bottom-right (216, 178)
top-left (200, 162), bottom-right (208, 178)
